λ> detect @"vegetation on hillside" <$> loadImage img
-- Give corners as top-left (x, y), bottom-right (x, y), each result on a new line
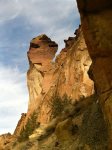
top-left (49, 94), bottom-right (71, 118)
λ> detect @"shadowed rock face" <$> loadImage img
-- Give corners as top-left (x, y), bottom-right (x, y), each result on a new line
top-left (77, 0), bottom-right (112, 12)
top-left (76, 0), bottom-right (112, 149)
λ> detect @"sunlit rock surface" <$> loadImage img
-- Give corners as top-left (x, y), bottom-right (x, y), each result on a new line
top-left (38, 27), bottom-right (94, 124)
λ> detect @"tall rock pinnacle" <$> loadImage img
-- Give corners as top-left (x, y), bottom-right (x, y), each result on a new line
top-left (27, 35), bottom-right (58, 112)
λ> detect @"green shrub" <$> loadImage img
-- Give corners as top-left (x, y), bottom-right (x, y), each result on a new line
top-left (49, 94), bottom-right (71, 118)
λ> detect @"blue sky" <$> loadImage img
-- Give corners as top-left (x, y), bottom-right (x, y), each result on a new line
top-left (0, 0), bottom-right (80, 134)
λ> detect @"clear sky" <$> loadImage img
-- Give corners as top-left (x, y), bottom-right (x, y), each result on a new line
top-left (0, 0), bottom-right (80, 134)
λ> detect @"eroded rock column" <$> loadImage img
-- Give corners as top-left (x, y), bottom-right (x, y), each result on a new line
top-left (27, 35), bottom-right (58, 112)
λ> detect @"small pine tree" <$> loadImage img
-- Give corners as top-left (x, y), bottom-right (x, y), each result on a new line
top-left (49, 94), bottom-right (71, 118)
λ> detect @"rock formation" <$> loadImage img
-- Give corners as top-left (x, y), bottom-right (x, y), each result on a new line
top-left (38, 27), bottom-right (94, 124)
top-left (1, 1), bottom-right (112, 148)
top-left (14, 27), bottom-right (93, 131)
top-left (0, 133), bottom-right (12, 150)
top-left (76, 0), bottom-right (112, 149)
top-left (27, 34), bottom-right (58, 112)
top-left (0, 26), bottom-right (95, 150)
top-left (6, 27), bottom-right (99, 150)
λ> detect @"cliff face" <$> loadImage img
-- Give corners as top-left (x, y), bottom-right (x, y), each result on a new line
top-left (76, 0), bottom-right (112, 149)
top-left (11, 26), bottom-right (94, 141)
top-left (54, 27), bottom-right (93, 100)
top-left (38, 27), bottom-right (94, 123)
top-left (21, 27), bottom-right (94, 125)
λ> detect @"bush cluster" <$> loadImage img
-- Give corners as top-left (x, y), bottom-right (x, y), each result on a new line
top-left (49, 94), bottom-right (71, 118)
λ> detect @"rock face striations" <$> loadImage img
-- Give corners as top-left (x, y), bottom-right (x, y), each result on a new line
top-left (76, 0), bottom-right (112, 149)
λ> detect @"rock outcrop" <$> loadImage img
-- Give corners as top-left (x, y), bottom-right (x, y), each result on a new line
top-left (9, 27), bottom-right (94, 148)
top-left (0, 133), bottom-right (12, 150)
top-left (76, 0), bottom-right (112, 149)
top-left (38, 27), bottom-right (94, 124)
top-left (27, 34), bottom-right (58, 112)
top-left (14, 27), bottom-right (93, 127)
top-left (55, 27), bottom-right (93, 100)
